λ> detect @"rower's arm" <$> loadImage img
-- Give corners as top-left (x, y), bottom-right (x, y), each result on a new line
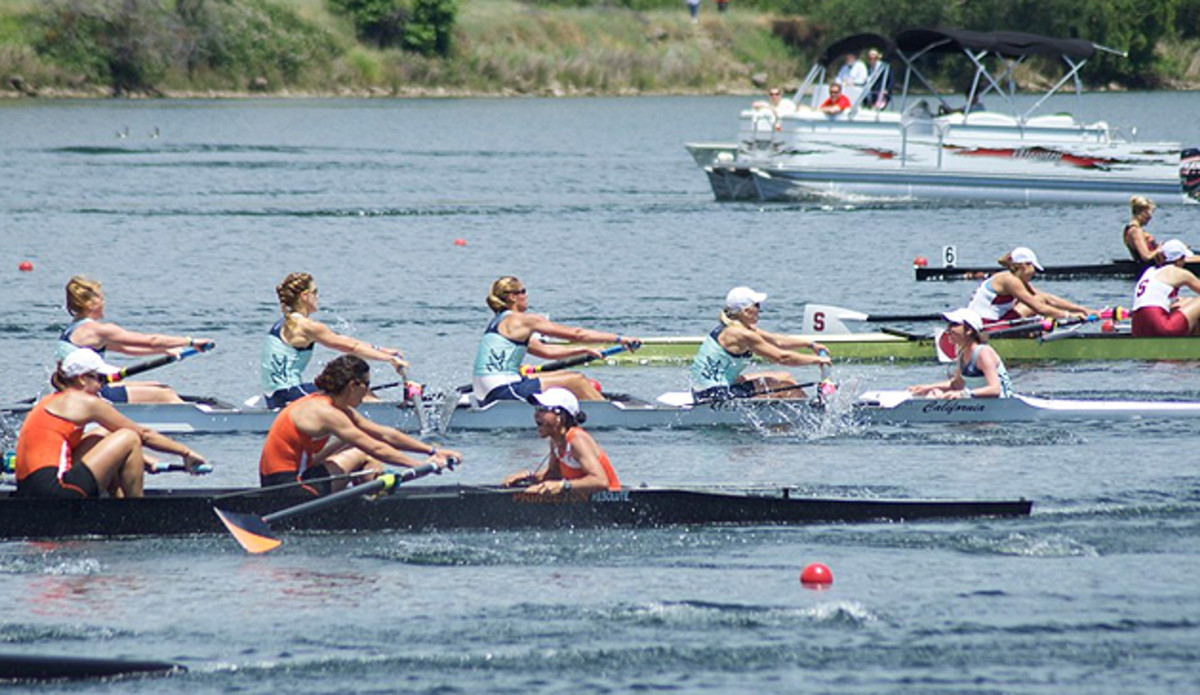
top-left (743, 331), bottom-right (827, 367)
top-left (323, 409), bottom-right (426, 469)
top-left (952, 348), bottom-right (1001, 399)
top-left (1172, 268), bottom-right (1200, 295)
top-left (89, 322), bottom-right (193, 356)
top-left (527, 336), bottom-right (591, 360)
top-left (87, 399), bottom-right (204, 464)
top-left (306, 319), bottom-right (408, 370)
top-left (1129, 227), bottom-right (1156, 262)
top-left (1038, 291), bottom-right (1091, 315)
top-left (346, 409), bottom-right (461, 466)
top-left (757, 329), bottom-right (827, 355)
top-left (1001, 278), bottom-right (1076, 319)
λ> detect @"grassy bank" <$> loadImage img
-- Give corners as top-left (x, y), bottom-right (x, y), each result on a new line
top-left (0, 0), bottom-right (1197, 98)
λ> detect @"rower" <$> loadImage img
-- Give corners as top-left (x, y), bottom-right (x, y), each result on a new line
top-left (259, 355), bottom-right (459, 496)
top-left (472, 276), bottom-right (640, 404)
top-left (262, 273), bottom-right (409, 409)
top-left (1123, 196), bottom-right (1159, 264)
top-left (1131, 240), bottom-right (1200, 337)
top-left (501, 388), bottom-right (619, 495)
top-left (966, 247), bottom-right (1094, 324)
top-left (908, 308), bottom-right (1014, 399)
top-left (689, 286), bottom-right (831, 401)
top-left (57, 276), bottom-right (213, 404)
top-left (14, 349), bottom-right (209, 498)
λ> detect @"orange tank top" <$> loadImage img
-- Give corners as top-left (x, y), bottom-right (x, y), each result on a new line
top-left (15, 393), bottom-right (84, 481)
top-left (259, 393), bottom-right (332, 477)
top-left (557, 427), bottom-right (620, 491)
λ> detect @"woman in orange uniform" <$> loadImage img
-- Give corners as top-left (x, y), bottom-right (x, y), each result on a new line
top-left (15, 349), bottom-right (208, 498)
top-left (501, 388), bottom-right (619, 495)
top-left (259, 355), bottom-right (460, 495)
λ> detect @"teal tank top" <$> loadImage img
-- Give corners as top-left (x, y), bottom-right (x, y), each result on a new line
top-left (261, 316), bottom-right (314, 395)
top-left (960, 344), bottom-right (1014, 397)
top-left (473, 311), bottom-right (527, 377)
top-left (690, 325), bottom-right (753, 389)
top-left (56, 318), bottom-right (96, 362)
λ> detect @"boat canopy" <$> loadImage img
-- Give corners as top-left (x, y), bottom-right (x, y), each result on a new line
top-left (895, 28), bottom-right (1095, 59)
top-left (819, 33), bottom-right (894, 64)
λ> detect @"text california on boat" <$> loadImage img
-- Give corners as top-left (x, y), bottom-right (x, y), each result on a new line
top-left (690, 29), bottom-right (1200, 206)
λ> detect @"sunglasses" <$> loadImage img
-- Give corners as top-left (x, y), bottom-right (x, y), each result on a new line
top-left (509, 288), bottom-right (527, 296)
top-left (769, 91), bottom-right (781, 96)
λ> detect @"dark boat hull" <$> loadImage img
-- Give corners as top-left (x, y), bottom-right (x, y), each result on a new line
top-left (0, 485), bottom-right (1032, 541)
top-left (0, 653), bottom-right (183, 681)
top-left (915, 259), bottom-right (1200, 281)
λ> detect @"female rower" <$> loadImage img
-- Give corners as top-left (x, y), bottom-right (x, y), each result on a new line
top-left (259, 355), bottom-right (460, 496)
top-left (501, 388), bottom-right (619, 495)
top-left (908, 308), bottom-right (1014, 399)
top-left (57, 276), bottom-right (214, 403)
top-left (262, 272), bottom-right (409, 409)
top-left (966, 247), bottom-right (1094, 323)
top-left (1123, 195), bottom-right (1159, 264)
top-left (472, 276), bottom-right (640, 404)
top-left (689, 286), bottom-right (831, 401)
top-left (1131, 240), bottom-right (1200, 337)
top-left (15, 349), bottom-right (209, 498)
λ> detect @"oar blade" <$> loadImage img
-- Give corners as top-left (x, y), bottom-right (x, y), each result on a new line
top-left (213, 507), bottom-right (282, 554)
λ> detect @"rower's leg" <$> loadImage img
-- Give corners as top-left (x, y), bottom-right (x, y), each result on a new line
top-left (1178, 298), bottom-right (1200, 333)
top-left (320, 451), bottom-right (383, 492)
top-left (78, 428), bottom-right (145, 498)
top-left (538, 371), bottom-right (604, 401)
top-left (124, 382), bottom-right (185, 404)
top-left (745, 372), bottom-right (804, 399)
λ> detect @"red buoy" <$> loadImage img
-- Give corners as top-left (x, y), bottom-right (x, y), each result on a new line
top-left (589, 379), bottom-right (603, 394)
top-left (453, 238), bottom-right (467, 247)
top-left (18, 260), bottom-right (33, 272)
top-left (913, 256), bottom-right (928, 267)
top-left (800, 562), bottom-right (833, 587)
top-left (1101, 319), bottom-right (1114, 333)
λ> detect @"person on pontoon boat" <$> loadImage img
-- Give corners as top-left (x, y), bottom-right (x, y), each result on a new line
top-left (966, 247), bottom-right (1095, 324)
top-left (259, 356), bottom-right (459, 496)
top-left (819, 83), bottom-right (851, 115)
top-left (1131, 240), bottom-right (1200, 337)
top-left (472, 276), bottom-right (640, 405)
top-left (751, 86), bottom-right (796, 117)
top-left (262, 272), bottom-right (409, 409)
top-left (15, 349), bottom-right (209, 498)
top-left (689, 286), bottom-right (831, 402)
top-left (56, 275), bottom-right (214, 404)
top-left (907, 309), bottom-right (1014, 400)
top-left (501, 388), bottom-right (619, 495)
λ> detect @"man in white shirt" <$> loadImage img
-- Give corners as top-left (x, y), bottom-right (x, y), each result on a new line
top-left (835, 52), bottom-right (868, 91)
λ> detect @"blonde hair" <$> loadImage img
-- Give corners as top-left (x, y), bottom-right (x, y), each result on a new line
top-left (486, 276), bottom-right (523, 314)
top-left (997, 253), bottom-right (1037, 295)
top-left (65, 276), bottom-right (102, 318)
top-left (1130, 195), bottom-right (1155, 216)
top-left (275, 272), bottom-right (314, 334)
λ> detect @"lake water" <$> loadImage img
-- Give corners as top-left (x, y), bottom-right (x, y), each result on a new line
top-left (1, 93), bottom-right (1199, 693)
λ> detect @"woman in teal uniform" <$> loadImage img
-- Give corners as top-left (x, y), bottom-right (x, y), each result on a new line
top-left (472, 276), bottom-right (640, 404)
top-left (262, 272), bottom-right (409, 409)
top-left (690, 287), bottom-right (831, 401)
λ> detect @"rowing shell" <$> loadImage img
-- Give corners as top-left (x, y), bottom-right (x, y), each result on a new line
top-left (562, 332), bottom-right (1200, 364)
top-left (915, 258), bottom-right (1200, 282)
top-left (0, 484), bottom-right (1032, 541)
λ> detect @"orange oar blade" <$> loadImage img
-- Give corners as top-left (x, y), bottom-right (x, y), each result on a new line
top-left (214, 507), bottom-right (282, 554)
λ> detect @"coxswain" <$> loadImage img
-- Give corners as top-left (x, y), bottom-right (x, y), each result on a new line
top-left (1131, 240), bottom-right (1200, 337)
top-left (689, 286), bottom-right (831, 401)
top-left (259, 355), bottom-right (460, 495)
top-left (908, 308), bottom-right (1014, 399)
top-left (15, 349), bottom-right (209, 498)
top-left (501, 388), bottom-right (619, 495)
top-left (966, 247), bottom-right (1094, 324)
top-left (472, 276), bottom-right (640, 404)
top-left (262, 272), bottom-right (409, 409)
top-left (57, 276), bottom-right (213, 403)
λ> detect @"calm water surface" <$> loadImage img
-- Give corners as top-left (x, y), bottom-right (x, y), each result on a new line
top-left (1, 94), bottom-right (1199, 693)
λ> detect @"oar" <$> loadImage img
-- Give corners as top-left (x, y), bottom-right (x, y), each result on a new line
top-left (213, 469), bottom-right (377, 501)
top-left (104, 342), bottom-right (216, 383)
top-left (214, 460), bottom-right (452, 554)
top-left (658, 381), bottom-right (821, 407)
top-left (437, 343), bottom-right (639, 433)
top-left (802, 304), bottom-right (947, 334)
top-left (816, 349), bottom-right (836, 404)
top-left (146, 461), bottom-right (213, 475)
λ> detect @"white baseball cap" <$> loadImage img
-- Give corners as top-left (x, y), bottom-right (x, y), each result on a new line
top-left (1161, 239), bottom-right (1192, 262)
top-left (532, 388), bottom-right (580, 417)
top-left (60, 349), bottom-right (119, 378)
top-left (1010, 247), bottom-right (1044, 271)
top-left (724, 286), bottom-right (767, 312)
top-left (942, 308), bottom-right (984, 333)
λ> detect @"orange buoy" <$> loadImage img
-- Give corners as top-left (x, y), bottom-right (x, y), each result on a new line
top-left (1101, 319), bottom-right (1114, 333)
top-left (913, 256), bottom-right (928, 267)
top-left (800, 562), bottom-right (833, 587)
top-left (18, 260), bottom-right (33, 272)
top-left (453, 238), bottom-right (467, 247)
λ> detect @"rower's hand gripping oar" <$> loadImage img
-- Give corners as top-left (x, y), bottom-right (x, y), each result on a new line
top-left (1039, 306), bottom-right (1128, 333)
top-left (214, 458), bottom-right (457, 554)
top-left (103, 342), bottom-right (216, 383)
top-left (816, 349), bottom-right (836, 405)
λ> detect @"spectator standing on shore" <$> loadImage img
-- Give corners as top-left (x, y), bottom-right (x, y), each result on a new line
top-left (686, 0), bottom-right (700, 22)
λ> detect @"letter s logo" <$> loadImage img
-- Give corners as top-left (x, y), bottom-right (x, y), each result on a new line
top-left (813, 311), bottom-right (825, 332)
